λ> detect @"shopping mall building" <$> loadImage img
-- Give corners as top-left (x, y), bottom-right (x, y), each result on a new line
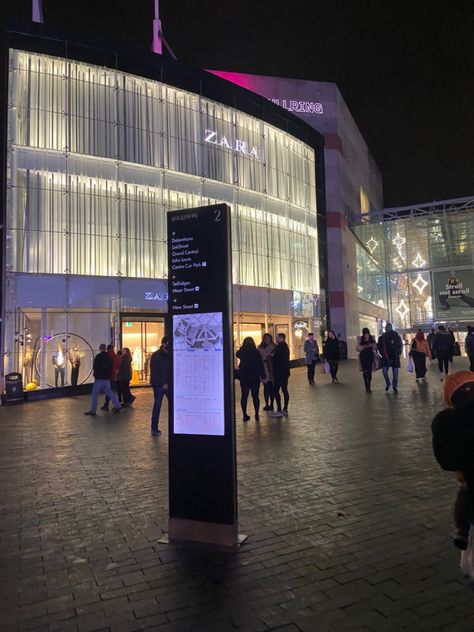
top-left (1, 25), bottom-right (472, 394)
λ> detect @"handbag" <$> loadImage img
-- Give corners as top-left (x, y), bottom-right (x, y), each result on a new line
top-left (320, 362), bottom-right (326, 374)
top-left (372, 351), bottom-right (382, 371)
top-left (324, 360), bottom-right (330, 374)
top-left (407, 357), bottom-right (414, 373)
top-left (460, 533), bottom-right (474, 580)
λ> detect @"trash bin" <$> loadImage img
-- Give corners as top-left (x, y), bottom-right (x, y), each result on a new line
top-left (5, 372), bottom-right (24, 404)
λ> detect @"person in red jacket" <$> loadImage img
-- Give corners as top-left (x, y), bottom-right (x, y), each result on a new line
top-left (101, 344), bottom-right (123, 411)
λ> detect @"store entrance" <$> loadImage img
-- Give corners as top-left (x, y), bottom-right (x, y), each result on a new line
top-left (120, 316), bottom-right (164, 385)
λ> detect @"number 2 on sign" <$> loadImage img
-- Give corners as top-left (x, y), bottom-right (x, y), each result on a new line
top-left (213, 209), bottom-right (221, 222)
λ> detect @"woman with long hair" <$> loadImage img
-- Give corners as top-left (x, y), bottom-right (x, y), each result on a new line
top-left (323, 330), bottom-right (340, 383)
top-left (258, 333), bottom-right (276, 411)
top-left (409, 330), bottom-right (432, 381)
top-left (356, 328), bottom-right (378, 393)
top-left (118, 347), bottom-right (135, 406)
top-left (236, 337), bottom-right (266, 421)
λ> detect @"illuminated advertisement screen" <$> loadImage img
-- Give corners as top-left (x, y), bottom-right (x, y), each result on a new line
top-left (172, 312), bottom-right (225, 436)
top-left (433, 268), bottom-right (474, 319)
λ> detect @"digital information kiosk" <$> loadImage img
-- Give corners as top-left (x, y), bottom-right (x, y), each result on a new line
top-left (164, 204), bottom-right (243, 548)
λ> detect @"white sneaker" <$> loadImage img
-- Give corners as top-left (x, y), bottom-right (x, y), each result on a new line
top-left (271, 411), bottom-right (284, 418)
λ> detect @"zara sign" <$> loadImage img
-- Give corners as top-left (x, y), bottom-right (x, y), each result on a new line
top-left (204, 129), bottom-right (260, 159)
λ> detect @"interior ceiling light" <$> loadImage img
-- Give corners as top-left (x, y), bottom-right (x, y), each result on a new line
top-left (395, 299), bottom-right (409, 320)
top-left (366, 237), bottom-right (378, 254)
top-left (412, 252), bottom-right (426, 268)
top-left (413, 274), bottom-right (428, 294)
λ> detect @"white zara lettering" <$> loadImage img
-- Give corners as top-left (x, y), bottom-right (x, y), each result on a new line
top-left (145, 292), bottom-right (167, 301)
top-left (204, 129), bottom-right (260, 159)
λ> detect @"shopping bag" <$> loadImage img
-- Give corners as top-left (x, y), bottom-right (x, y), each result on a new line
top-left (460, 534), bottom-right (474, 580)
top-left (406, 357), bottom-right (414, 373)
top-left (324, 361), bottom-right (330, 374)
top-left (320, 362), bottom-right (326, 374)
top-left (372, 351), bottom-right (382, 371)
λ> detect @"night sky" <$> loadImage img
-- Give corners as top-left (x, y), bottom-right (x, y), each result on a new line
top-left (4, 0), bottom-right (474, 207)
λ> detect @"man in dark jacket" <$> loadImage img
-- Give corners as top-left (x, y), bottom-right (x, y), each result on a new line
top-left (466, 326), bottom-right (474, 372)
top-left (84, 344), bottom-right (122, 416)
top-left (150, 336), bottom-right (169, 435)
top-left (433, 325), bottom-right (455, 380)
top-left (271, 333), bottom-right (291, 417)
top-left (377, 323), bottom-right (403, 393)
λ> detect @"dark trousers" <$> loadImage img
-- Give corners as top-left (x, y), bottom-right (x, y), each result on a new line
top-left (119, 380), bottom-right (132, 404)
top-left (327, 359), bottom-right (338, 379)
top-left (274, 377), bottom-right (289, 411)
top-left (454, 485), bottom-right (473, 535)
top-left (240, 380), bottom-right (260, 416)
top-left (55, 366), bottom-right (65, 387)
top-left (362, 369), bottom-right (372, 391)
top-left (263, 382), bottom-right (274, 408)
top-left (437, 354), bottom-right (450, 375)
top-left (307, 361), bottom-right (316, 383)
top-left (468, 354), bottom-right (474, 372)
top-left (105, 380), bottom-right (123, 407)
top-left (151, 385), bottom-right (168, 431)
top-left (70, 364), bottom-right (80, 386)
top-left (412, 351), bottom-right (427, 378)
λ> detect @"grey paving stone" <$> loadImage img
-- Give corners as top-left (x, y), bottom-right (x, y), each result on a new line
top-left (0, 359), bottom-right (472, 632)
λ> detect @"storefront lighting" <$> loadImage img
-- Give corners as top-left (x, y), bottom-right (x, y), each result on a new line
top-left (392, 233), bottom-right (406, 249)
top-left (424, 296), bottom-right (433, 312)
top-left (412, 274), bottom-right (428, 295)
top-left (395, 299), bottom-right (409, 321)
top-left (366, 237), bottom-right (378, 254)
top-left (358, 285), bottom-right (363, 294)
top-left (412, 253), bottom-right (426, 268)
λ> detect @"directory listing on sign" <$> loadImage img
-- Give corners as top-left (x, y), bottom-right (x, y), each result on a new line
top-left (168, 205), bottom-right (230, 437)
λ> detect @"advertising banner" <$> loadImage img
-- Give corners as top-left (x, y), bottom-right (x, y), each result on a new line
top-left (433, 268), bottom-right (474, 320)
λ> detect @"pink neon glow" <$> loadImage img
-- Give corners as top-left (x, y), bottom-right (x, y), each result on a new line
top-left (207, 70), bottom-right (268, 94)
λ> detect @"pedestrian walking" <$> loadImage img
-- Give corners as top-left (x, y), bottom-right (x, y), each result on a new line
top-left (432, 325), bottom-right (455, 381)
top-left (119, 347), bottom-right (135, 406)
top-left (323, 330), bottom-right (340, 382)
top-left (304, 332), bottom-right (319, 385)
top-left (101, 345), bottom-right (122, 410)
top-left (236, 337), bottom-right (266, 421)
top-left (84, 344), bottom-right (122, 416)
top-left (271, 333), bottom-right (290, 417)
top-left (431, 371), bottom-right (474, 550)
top-left (356, 328), bottom-right (378, 393)
top-left (150, 337), bottom-right (169, 435)
top-left (377, 323), bottom-right (403, 393)
top-left (427, 328), bottom-right (436, 360)
top-left (409, 330), bottom-right (432, 381)
top-left (466, 326), bottom-right (474, 372)
top-left (258, 333), bottom-right (276, 411)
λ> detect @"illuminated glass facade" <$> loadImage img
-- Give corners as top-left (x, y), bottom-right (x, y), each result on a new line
top-left (2, 43), bottom-right (323, 389)
top-left (353, 206), bottom-right (474, 332)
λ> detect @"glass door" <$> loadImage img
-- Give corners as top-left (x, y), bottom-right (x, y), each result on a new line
top-left (121, 316), bottom-right (164, 384)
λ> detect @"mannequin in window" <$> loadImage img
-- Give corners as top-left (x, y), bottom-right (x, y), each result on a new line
top-left (68, 342), bottom-right (82, 387)
top-left (52, 343), bottom-right (66, 387)
top-left (23, 345), bottom-right (33, 384)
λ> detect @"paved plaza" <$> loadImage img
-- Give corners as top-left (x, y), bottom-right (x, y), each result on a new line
top-left (1, 359), bottom-right (474, 632)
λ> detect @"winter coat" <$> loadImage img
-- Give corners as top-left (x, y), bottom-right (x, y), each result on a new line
top-left (150, 348), bottom-right (169, 387)
top-left (432, 331), bottom-right (454, 360)
top-left (236, 347), bottom-right (265, 384)
top-left (304, 339), bottom-right (319, 365)
top-left (273, 342), bottom-right (291, 380)
top-left (118, 353), bottom-right (132, 382)
top-left (259, 343), bottom-right (276, 383)
top-left (323, 338), bottom-right (339, 361)
top-left (377, 331), bottom-right (403, 368)
top-left (410, 339), bottom-right (431, 359)
top-left (466, 333), bottom-right (474, 356)
top-left (107, 350), bottom-right (122, 380)
top-left (93, 351), bottom-right (113, 380)
top-left (356, 337), bottom-right (377, 372)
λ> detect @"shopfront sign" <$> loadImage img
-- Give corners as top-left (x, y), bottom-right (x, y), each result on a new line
top-left (204, 129), bottom-right (260, 159)
top-left (165, 204), bottom-right (239, 548)
top-left (433, 269), bottom-right (474, 320)
top-left (270, 98), bottom-right (324, 115)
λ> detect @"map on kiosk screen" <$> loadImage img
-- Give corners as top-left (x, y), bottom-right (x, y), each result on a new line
top-left (172, 312), bottom-right (225, 436)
